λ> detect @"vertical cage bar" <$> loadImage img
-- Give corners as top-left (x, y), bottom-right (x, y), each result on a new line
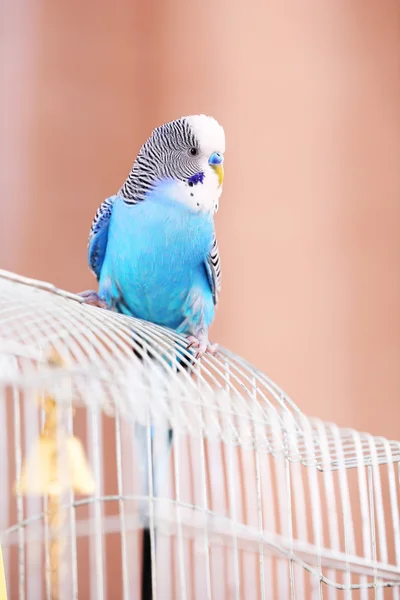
top-left (368, 437), bottom-right (388, 566)
top-left (302, 419), bottom-right (323, 599)
top-left (146, 411), bottom-right (158, 599)
top-left (251, 378), bottom-right (266, 600)
top-left (196, 365), bottom-right (212, 600)
top-left (114, 411), bottom-right (129, 600)
top-left (381, 440), bottom-right (400, 600)
top-left (351, 430), bottom-right (371, 600)
top-left (13, 388), bottom-right (25, 600)
top-left (125, 419), bottom-right (140, 599)
top-left (224, 363), bottom-right (240, 600)
top-left (271, 411), bottom-right (290, 600)
top-left (66, 403), bottom-right (78, 600)
top-left (332, 426), bottom-right (355, 600)
top-left (287, 447), bottom-right (306, 599)
top-left (285, 460), bottom-right (296, 600)
top-left (317, 423), bottom-right (341, 600)
top-left (171, 431), bottom-right (187, 600)
top-left (260, 451), bottom-right (276, 600)
top-left (367, 465), bottom-right (383, 600)
top-left (368, 465), bottom-right (378, 599)
top-left (88, 409), bottom-right (105, 600)
top-left (23, 396), bottom-right (41, 600)
top-left (0, 388), bottom-right (9, 593)
top-left (41, 402), bottom-right (51, 600)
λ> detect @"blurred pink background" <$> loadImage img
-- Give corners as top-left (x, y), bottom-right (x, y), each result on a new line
top-left (1, 0), bottom-right (399, 439)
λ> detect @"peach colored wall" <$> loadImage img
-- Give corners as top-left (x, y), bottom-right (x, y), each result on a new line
top-left (1, 1), bottom-right (399, 449)
top-left (1, 1), bottom-right (400, 598)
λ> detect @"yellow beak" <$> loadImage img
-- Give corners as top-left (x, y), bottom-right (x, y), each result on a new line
top-left (211, 163), bottom-right (224, 187)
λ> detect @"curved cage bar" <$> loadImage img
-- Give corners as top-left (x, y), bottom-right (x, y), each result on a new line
top-left (0, 269), bottom-right (399, 599)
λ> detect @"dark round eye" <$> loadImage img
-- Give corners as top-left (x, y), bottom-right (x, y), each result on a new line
top-left (189, 147), bottom-right (198, 156)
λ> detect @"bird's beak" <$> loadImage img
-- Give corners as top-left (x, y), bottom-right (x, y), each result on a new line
top-left (208, 152), bottom-right (224, 187)
top-left (211, 164), bottom-right (224, 187)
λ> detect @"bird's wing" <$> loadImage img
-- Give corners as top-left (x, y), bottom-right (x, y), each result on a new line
top-left (204, 234), bottom-right (222, 306)
top-left (88, 196), bottom-right (116, 280)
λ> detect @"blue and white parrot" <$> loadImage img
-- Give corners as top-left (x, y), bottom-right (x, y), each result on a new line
top-left (79, 115), bottom-right (225, 598)
top-left (80, 114), bottom-right (224, 358)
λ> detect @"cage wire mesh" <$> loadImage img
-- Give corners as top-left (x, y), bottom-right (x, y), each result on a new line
top-left (0, 268), bottom-right (399, 600)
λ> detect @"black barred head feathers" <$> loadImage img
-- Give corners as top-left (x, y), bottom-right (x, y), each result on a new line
top-left (118, 115), bottom-right (225, 213)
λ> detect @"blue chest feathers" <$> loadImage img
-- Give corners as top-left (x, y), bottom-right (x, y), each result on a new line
top-left (99, 196), bottom-right (215, 331)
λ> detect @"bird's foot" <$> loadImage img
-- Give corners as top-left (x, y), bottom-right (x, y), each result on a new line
top-left (186, 335), bottom-right (219, 359)
top-left (78, 289), bottom-right (108, 309)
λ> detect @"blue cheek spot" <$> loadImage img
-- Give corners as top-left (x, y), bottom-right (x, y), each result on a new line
top-left (188, 172), bottom-right (205, 186)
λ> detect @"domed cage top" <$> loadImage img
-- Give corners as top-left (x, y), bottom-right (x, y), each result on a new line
top-left (0, 268), bottom-right (399, 600)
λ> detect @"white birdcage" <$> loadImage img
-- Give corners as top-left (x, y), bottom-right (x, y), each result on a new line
top-left (0, 268), bottom-right (399, 600)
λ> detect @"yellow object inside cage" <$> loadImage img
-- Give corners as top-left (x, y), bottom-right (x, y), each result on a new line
top-left (0, 544), bottom-right (7, 600)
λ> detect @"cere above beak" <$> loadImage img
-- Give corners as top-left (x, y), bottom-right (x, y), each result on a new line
top-left (208, 152), bottom-right (224, 187)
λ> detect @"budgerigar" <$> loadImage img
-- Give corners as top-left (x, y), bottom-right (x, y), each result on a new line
top-left (79, 115), bottom-right (225, 599)
top-left (80, 114), bottom-right (224, 358)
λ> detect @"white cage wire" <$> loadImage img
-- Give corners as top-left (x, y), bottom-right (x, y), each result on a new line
top-left (0, 268), bottom-right (399, 600)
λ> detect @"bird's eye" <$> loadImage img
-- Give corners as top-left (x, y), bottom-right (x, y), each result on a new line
top-left (189, 147), bottom-right (198, 156)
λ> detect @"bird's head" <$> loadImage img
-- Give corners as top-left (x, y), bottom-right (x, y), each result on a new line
top-left (119, 114), bottom-right (225, 213)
